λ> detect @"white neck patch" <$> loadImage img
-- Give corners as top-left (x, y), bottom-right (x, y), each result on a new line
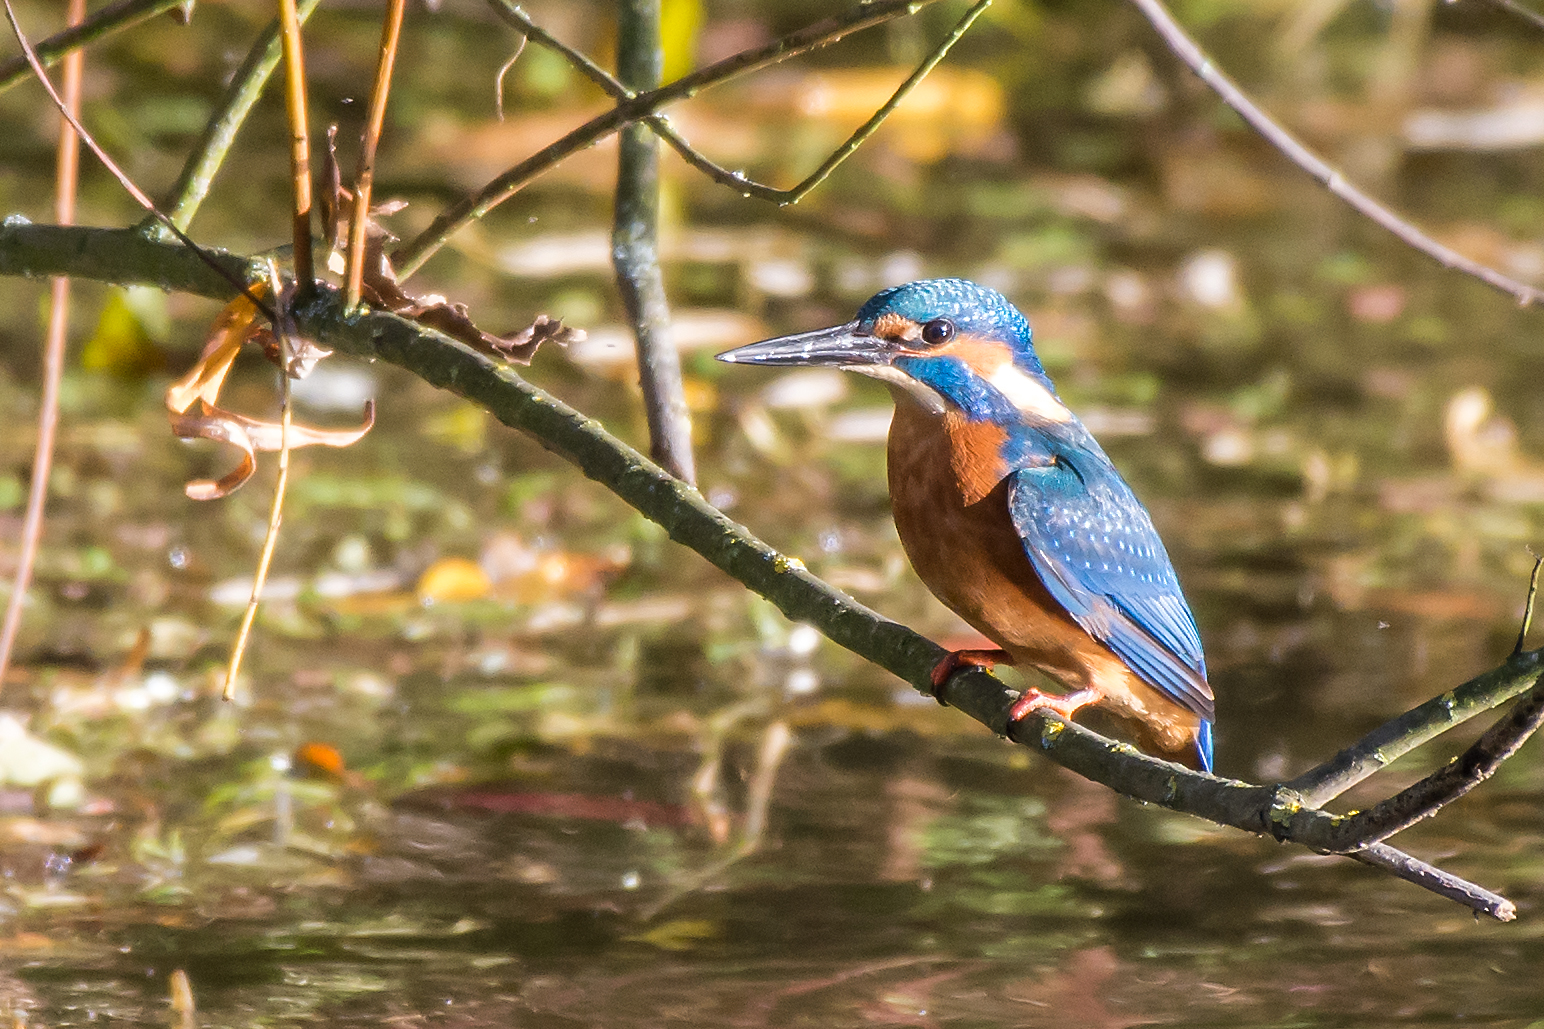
top-left (986, 364), bottom-right (1071, 423)
top-left (847, 364), bottom-right (948, 416)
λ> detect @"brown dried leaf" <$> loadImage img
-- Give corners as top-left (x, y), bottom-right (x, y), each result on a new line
top-left (225, 400), bottom-right (375, 452)
top-left (358, 239), bottom-right (580, 365)
top-left (173, 400), bottom-right (376, 500)
top-left (170, 404), bottom-right (258, 500)
top-left (320, 124), bottom-right (349, 252)
top-left (165, 292), bottom-right (261, 414)
top-left (494, 314), bottom-right (587, 363)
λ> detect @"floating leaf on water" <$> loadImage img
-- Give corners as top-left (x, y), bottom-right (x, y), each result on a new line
top-left (623, 919), bottom-right (721, 952)
top-left (417, 557), bottom-right (492, 603)
top-left (0, 715), bottom-right (85, 786)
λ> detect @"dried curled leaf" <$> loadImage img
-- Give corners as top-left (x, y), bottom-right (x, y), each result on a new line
top-left (495, 314), bottom-right (587, 362)
top-left (167, 288), bottom-right (374, 500)
top-left (171, 400), bottom-right (376, 500)
top-left (357, 233), bottom-right (581, 365)
top-left (318, 131), bottom-right (577, 365)
top-left (165, 291), bottom-right (260, 414)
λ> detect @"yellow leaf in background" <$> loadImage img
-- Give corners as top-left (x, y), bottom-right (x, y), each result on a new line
top-left (421, 401), bottom-right (488, 453)
top-left (660, 0), bottom-right (702, 82)
top-left (623, 919), bottom-right (719, 952)
top-left (417, 557), bottom-right (492, 603)
top-left (751, 67), bottom-right (1007, 164)
top-left (81, 287), bottom-right (169, 375)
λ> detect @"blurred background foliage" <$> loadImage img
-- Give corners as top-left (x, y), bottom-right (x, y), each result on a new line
top-left (5, 0), bottom-right (1544, 1024)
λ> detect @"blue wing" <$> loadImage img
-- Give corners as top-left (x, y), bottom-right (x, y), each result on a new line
top-left (1006, 450), bottom-right (1213, 725)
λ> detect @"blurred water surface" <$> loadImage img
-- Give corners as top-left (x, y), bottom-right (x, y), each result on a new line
top-left (4, 0), bottom-right (1544, 1025)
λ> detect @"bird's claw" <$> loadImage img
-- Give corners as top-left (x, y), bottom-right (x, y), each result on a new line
top-left (928, 648), bottom-right (1014, 706)
top-left (1006, 686), bottom-right (1100, 725)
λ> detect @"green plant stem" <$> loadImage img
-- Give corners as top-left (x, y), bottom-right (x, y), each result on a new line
top-left (156, 0), bottom-right (324, 234)
top-left (0, 222), bottom-right (1522, 921)
top-left (614, 0), bottom-right (694, 483)
top-left (393, 0), bottom-right (946, 279)
top-left (0, 0), bottom-right (186, 94)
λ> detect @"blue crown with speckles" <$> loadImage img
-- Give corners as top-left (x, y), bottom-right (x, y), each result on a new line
top-left (855, 278), bottom-right (1043, 376)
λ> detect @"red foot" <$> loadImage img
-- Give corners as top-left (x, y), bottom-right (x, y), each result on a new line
top-left (1006, 686), bottom-right (1101, 725)
top-left (928, 648), bottom-right (1014, 705)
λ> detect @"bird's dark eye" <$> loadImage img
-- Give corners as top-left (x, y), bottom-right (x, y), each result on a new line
top-left (920, 319), bottom-right (956, 346)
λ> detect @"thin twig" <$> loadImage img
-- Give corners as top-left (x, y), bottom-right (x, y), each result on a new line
top-left (1129, 0), bottom-right (1544, 308)
top-left (393, 0), bottom-right (948, 279)
top-left (344, 0), bottom-right (406, 309)
top-left (614, 0), bottom-right (694, 483)
top-left (224, 263), bottom-right (293, 701)
top-left (488, 0), bottom-right (991, 206)
top-left (277, 0), bottom-right (314, 293)
top-left (0, 0), bottom-right (275, 321)
top-left (1285, 649), bottom-right (1543, 807)
top-left (1352, 843), bottom-right (1514, 920)
top-left (0, 0), bottom-right (85, 697)
top-left (1474, 0), bottom-right (1544, 32)
top-left (492, 34), bottom-right (526, 121)
top-left (0, 0), bottom-right (186, 94)
top-left (0, 226), bottom-right (1518, 919)
top-left (158, 0), bottom-right (324, 233)
top-left (1515, 551), bottom-right (1542, 656)
top-left (1326, 672), bottom-right (1544, 852)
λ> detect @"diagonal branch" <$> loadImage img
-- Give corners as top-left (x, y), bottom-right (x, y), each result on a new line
top-left (157, 0), bottom-right (324, 233)
top-left (0, 0), bottom-right (186, 94)
top-left (488, 0), bottom-right (992, 206)
top-left (1473, 0), bottom-right (1544, 32)
top-left (1129, 0), bottom-right (1544, 308)
top-left (1317, 672), bottom-right (1544, 851)
top-left (392, 0), bottom-right (948, 279)
top-left (0, 0), bottom-right (274, 320)
top-left (0, 224), bottom-right (1521, 921)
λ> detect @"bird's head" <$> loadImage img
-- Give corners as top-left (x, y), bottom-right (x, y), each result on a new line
top-left (718, 278), bottom-right (1069, 425)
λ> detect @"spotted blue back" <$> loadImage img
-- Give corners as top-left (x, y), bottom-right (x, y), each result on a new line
top-left (1006, 435), bottom-right (1214, 740)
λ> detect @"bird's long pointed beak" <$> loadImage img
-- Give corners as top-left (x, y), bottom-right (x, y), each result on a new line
top-left (716, 321), bottom-right (894, 368)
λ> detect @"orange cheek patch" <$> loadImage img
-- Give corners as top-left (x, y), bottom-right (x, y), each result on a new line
top-left (944, 413), bottom-right (1010, 505)
top-left (872, 313), bottom-right (920, 341)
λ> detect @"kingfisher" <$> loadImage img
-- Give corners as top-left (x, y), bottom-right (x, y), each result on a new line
top-left (718, 279), bottom-right (1214, 771)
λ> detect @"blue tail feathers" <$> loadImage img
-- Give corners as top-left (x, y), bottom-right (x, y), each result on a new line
top-left (1195, 721), bottom-right (1214, 773)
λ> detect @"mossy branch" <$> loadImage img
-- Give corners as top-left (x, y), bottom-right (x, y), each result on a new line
top-left (0, 223), bottom-right (1530, 921)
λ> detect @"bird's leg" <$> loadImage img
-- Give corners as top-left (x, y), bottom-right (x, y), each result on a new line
top-left (928, 648), bottom-right (1015, 704)
top-left (1007, 686), bottom-right (1101, 725)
